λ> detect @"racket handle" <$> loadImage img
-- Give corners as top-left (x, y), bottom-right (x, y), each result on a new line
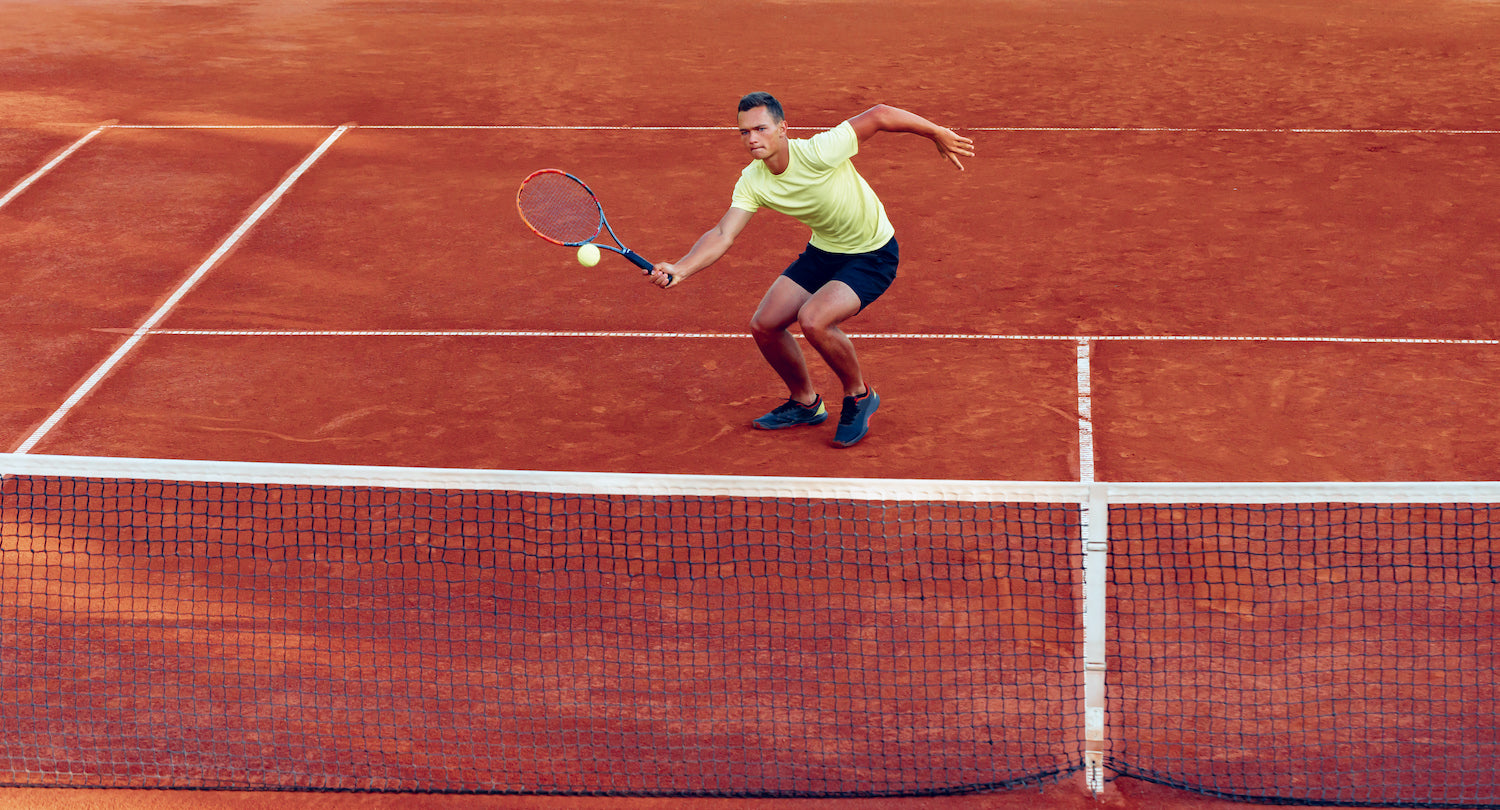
top-left (624, 249), bottom-right (674, 283)
top-left (621, 250), bottom-right (653, 271)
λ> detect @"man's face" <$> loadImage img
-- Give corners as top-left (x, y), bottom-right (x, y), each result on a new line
top-left (737, 106), bottom-right (787, 162)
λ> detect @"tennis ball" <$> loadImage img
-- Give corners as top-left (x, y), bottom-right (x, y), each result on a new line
top-left (576, 243), bottom-right (601, 267)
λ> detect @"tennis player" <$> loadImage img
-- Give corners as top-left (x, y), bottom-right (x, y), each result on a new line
top-left (649, 92), bottom-right (973, 448)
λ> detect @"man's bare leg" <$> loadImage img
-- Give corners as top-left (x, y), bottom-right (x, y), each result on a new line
top-left (749, 276), bottom-right (817, 404)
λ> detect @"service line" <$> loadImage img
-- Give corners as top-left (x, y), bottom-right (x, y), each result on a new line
top-left (93, 124), bottom-right (1500, 135)
top-left (139, 329), bottom-right (1500, 345)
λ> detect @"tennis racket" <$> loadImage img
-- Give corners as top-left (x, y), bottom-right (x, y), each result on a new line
top-left (516, 169), bottom-right (667, 280)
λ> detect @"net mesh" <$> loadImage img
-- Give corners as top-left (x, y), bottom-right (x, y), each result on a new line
top-left (0, 461), bottom-right (1082, 795)
top-left (1107, 503), bottom-right (1499, 807)
top-left (1, 456), bottom-right (1497, 804)
top-left (516, 170), bottom-right (604, 244)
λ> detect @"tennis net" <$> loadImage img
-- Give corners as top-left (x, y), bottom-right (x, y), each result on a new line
top-left (0, 453), bottom-right (1496, 805)
top-left (0, 453), bottom-right (1083, 796)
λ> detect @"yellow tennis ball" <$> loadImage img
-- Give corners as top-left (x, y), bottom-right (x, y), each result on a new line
top-left (576, 243), bottom-right (601, 267)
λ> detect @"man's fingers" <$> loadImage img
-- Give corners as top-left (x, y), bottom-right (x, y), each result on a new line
top-left (937, 140), bottom-right (970, 170)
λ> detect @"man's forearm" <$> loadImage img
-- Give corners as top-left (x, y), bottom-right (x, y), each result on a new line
top-left (672, 226), bottom-right (734, 278)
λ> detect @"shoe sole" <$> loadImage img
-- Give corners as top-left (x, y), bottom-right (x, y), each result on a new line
top-left (831, 393), bottom-right (879, 447)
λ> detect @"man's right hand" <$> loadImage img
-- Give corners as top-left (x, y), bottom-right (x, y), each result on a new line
top-left (649, 263), bottom-right (678, 288)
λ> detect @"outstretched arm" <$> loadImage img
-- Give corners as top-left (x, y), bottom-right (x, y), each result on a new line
top-left (847, 104), bottom-right (975, 170)
top-left (648, 206), bottom-right (755, 288)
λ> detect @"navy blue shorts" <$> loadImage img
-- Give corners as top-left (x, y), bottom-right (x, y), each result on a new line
top-left (782, 238), bottom-right (899, 310)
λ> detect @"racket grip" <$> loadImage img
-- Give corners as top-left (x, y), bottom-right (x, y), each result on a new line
top-left (622, 250), bottom-right (654, 272)
top-left (626, 249), bottom-right (674, 283)
top-left (619, 248), bottom-right (675, 284)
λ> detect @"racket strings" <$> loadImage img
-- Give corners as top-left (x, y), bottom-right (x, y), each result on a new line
top-left (517, 173), bottom-right (604, 244)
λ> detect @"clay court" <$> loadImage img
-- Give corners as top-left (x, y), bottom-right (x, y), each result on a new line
top-left (2, 0), bottom-right (1498, 808)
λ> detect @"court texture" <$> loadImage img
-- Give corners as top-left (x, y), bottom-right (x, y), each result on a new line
top-left (1, 0), bottom-right (1498, 808)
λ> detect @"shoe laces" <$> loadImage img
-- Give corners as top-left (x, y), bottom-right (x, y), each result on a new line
top-left (778, 397), bottom-right (816, 414)
top-left (838, 395), bottom-right (861, 425)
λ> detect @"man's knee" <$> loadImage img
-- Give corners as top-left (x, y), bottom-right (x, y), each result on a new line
top-left (797, 292), bottom-right (859, 338)
top-left (750, 311), bottom-right (787, 338)
top-left (797, 308), bottom-right (832, 340)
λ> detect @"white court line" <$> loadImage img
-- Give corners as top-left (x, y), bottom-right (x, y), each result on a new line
top-left (107, 124), bottom-right (732, 131)
top-left (141, 329), bottom-right (1500, 345)
top-left (13, 125), bottom-right (352, 455)
top-left (86, 124), bottom-right (1500, 135)
top-left (1076, 339), bottom-right (1095, 485)
top-left (0, 126), bottom-right (108, 211)
top-left (104, 124), bottom-right (335, 129)
top-left (969, 126), bottom-right (1500, 135)
top-left (146, 329), bottom-right (755, 338)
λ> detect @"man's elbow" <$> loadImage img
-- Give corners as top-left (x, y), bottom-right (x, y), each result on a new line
top-left (710, 227), bottom-right (736, 251)
top-left (851, 104), bottom-right (897, 140)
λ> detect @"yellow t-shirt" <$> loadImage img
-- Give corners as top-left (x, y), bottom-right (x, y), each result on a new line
top-left (730, 121), bottom-right (894, 255)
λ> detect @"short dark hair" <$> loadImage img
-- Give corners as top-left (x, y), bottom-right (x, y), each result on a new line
top-left (737, 92), bottom-right (784, 122)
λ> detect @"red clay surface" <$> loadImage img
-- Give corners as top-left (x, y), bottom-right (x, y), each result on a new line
top-left (3, 0), bottom-right (1499, 807)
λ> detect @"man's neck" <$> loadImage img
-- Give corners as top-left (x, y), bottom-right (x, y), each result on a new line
top-left (764, 146), bottom-right (791, 175)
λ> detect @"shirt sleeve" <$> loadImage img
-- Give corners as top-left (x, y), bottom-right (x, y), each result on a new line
top-left (730, 167), bottom-right (760, 213)
top-left (798, 120), bottom-right (859, 172)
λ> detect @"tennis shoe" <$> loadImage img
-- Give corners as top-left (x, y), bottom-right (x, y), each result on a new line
top-left (752, 396), bottom-right (828, 430)
top-left (832, 390), bottom-right (880, 448)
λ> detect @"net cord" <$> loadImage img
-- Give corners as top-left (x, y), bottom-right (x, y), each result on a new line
top-left (4, 454), bottom-right (1498, 504)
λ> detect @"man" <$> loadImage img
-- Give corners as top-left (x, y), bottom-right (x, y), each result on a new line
top-left (649, 92), bottom-right (974, 448)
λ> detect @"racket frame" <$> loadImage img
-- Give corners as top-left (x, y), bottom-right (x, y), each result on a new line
top-left (516, 169), bottom-right (657, 273)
